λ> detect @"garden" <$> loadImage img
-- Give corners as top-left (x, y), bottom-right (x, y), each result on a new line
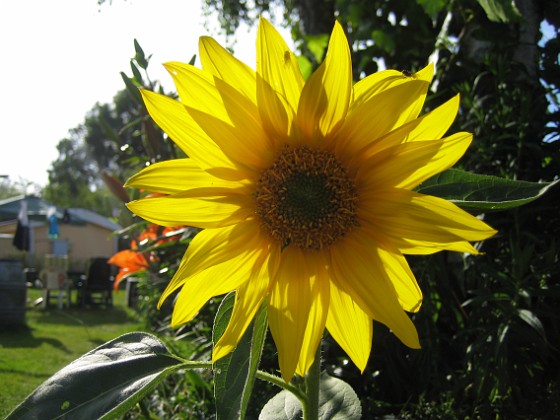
top-left (2, 0), bottom-right (560, 418)
top-left (0, 290), bottom-right (142, 418)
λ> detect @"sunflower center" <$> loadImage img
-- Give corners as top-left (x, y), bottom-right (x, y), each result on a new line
top-left (255, 145), bottom-right (358, 250)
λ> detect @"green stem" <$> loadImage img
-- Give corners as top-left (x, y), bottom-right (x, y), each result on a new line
top-left (302, 344), bottom-right (321, 420)
top-left (170, 359), bottom-right (213, 370)
top-left (256, 370), bottom-right (306, 402)
top-left (254, 344), bottom-right (323, 419)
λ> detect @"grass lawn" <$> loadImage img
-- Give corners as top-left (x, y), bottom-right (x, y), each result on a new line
top-left (0, 288), bottom-right (145, 418)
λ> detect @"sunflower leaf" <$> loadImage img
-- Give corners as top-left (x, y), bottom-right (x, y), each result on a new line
top-left (120, 71), bottom-right (143, 105)
top-left (416, 169), bottom-right (559, 212)
top-left (130, 59), bottom-right (144, 85)
top-left (259, 373), bottom-right (362, 419)
top-left (6, 332), bottom-right (186, 420)
top-left (213, 292), bottom-right (266, 420)
top-left (241, 302), bottom-right (268, 418)
top-left (133, 38), bottom-right (149, 70)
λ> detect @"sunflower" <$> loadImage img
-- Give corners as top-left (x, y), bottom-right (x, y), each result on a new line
top-left (126, 18), bottom-right (496, 382)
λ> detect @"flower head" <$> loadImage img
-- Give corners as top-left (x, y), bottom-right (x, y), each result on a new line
top-left (126, 19), bottom-right (496, 382)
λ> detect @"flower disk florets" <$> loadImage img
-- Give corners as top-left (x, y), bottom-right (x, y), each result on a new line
top-left (255, 144), bottom-right (358, 250)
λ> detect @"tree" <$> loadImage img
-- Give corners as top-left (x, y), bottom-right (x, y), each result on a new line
top-left (0, 176), bottom-right (40, 199)
top-left (43, 89), bottom-right (141, 216)
top-left (43, 135), bottom-right (116, 216)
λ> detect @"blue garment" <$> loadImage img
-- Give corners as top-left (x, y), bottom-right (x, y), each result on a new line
top-left (48, 214), bottom-right (59, 239)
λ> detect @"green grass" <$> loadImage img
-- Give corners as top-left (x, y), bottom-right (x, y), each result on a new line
top-left (0, 288), bottom-right (144, 418)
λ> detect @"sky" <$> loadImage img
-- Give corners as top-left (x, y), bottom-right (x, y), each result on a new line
top-left (0, 0), bottom-right (276, 191)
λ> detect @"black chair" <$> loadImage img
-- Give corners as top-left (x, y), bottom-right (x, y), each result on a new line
top-left (78, 257), bottom-right (113, 307)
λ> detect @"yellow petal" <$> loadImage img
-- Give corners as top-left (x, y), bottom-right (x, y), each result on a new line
top-left (171, 246), bottom-right (265, 327)
top-left (330, 232), bottom-right (421, 349)
top-left (352, 63), bottom-right (434, 112)
top-left (165, 62), bottom-right (272, 171)
top-left (352, 69), bottom-right (407, 108)
top-left (374, 246), bottom-right (422, 313)
top-left (267, 248), bottom-right (329, 382)
top-left (125, 158), bottom-right (245, 194)
top-left (334, 75), bottom-right (433, 158)
top-left (185, 105), bottom-right (273, 173)
top-left (256, 73), bottom-right (294, 146)
top-left (257, 18), bottom-right (303, 118)
top-left (126, 192), bottom-right (253, 229)
top-left (140, 90), bottom-right (234, 172)
top-left (326, 281), bottom-right (372, 372)
top-left (332, 230), bottom-right (422, 313)
top-left (296, 263), bottom-right (330, 377)
top-left (199, 36), bottom-right (257, 104)
top-left (180, 222), bottom-right (265, 283)
top-left (360, 188), bottom-right (497, 254)
top-left (256, 20), bottom-right (299, 144)
top-left (158, 222), bottom-right (265, 307)
top-left (356, 140), bottom-right (443, 189)
top-left (357, 132), bottom-right (472, 191)
top-left (357, 94), bottom-right (461, 160)
top-left (400, 63), bottom-right (435, 124)
top-left (395, 132), bottom-right (472, 189)
top-left (213, 248), bottom-right (279, 360)
top-left (405, 94), bottom-right (460, 142)
top-left (395, 239), bottom-right (480, 255)
top-left (297, 21), bottom-right (352, 144)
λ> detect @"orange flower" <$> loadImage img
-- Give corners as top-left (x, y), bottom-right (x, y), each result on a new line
top-left (109, 224), bottom-right (185, 290)
top-left (109, 249), bottom-right (149, 291)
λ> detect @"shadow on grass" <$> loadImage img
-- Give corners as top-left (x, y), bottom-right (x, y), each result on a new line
top-left (0, 367), bottom-right (52, 379)
top-left (30, 306), bottom-right (136, 327)
top-left (0, 325), bottom-right (71, 352)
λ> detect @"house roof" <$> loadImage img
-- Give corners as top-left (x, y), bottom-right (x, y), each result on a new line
top-left (0, 195), bottom-right (120, 231)
top-left (67, 208), bottom-right (121, 231)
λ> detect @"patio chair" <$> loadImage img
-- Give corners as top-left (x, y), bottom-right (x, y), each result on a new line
top-left (40, 254), bottom-right (71, 309)
top-left (77, 257), bottom-right (113, 307)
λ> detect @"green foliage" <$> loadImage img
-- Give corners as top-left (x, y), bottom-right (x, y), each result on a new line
top-left (202, 0), bottom-right (283, 37)
top-left (416, 0), bottom-right (448, 19)
top-left (212, 292), bottom-right (267, 419)
top-left (475, 0), bottom-right (522, 23)
top-left (457, 206), bottom-right (560, 415)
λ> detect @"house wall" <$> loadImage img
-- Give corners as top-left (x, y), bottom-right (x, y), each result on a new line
top-left (0, 221), bottom-right (118, 272)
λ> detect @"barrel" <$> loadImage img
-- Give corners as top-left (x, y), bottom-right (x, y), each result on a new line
top-left (0, 259), bottom-right (27, 326)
